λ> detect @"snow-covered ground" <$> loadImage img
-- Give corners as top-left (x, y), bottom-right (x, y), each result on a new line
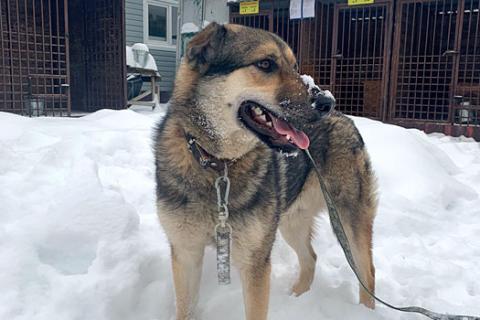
top-left (0, 107), bottom-right (479, 320)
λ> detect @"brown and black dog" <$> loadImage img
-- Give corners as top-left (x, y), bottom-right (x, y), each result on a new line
top-left (154, 22), bottom-right (377, 320)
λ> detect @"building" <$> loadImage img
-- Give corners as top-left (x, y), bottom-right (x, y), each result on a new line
top-left (125, 0), bottom-right (178, 102)
top-left (180, 0), bottom-right (480, 140)
top-left (0, 0), bottom-right (178, 116)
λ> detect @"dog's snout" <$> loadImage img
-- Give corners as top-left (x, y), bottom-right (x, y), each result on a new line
top-left (312, 89), bottom-right (335, 117)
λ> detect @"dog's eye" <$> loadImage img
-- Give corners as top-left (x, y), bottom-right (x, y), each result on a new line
top-left (255, 59), bottom-right (275, 72)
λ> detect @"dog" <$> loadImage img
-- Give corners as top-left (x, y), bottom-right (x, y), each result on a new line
top-left (154, 22), bottom-right (377, 320)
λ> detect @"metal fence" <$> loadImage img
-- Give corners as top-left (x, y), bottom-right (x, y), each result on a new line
top-left (0, 0), bottom-right (126, 116)
top-left (230, 0), bottom-right (480, 139)
top-left (390, 0), bottom-right (480, 130)
top-left (83, 0), bottom-right (126, 112)
top-left (0, 0), bottom-right (69, 115)
top-left (331, 1), bottom-right (392, 119)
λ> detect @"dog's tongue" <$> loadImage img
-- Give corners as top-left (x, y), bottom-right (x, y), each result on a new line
top-left (271, 117), bottom-right (310, 150)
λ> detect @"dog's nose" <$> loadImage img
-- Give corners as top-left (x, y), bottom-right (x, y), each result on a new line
top-left (311, 88), bottom-right (335, 117)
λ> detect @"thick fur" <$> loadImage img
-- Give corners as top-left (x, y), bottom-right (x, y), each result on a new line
top-left (154, 23), bottom-right (378, 320)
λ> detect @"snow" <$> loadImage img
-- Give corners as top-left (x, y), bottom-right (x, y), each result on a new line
top-left (181, 22), bottom-right (200, 34)
top-left (126, 44), bottom-right (159, 72)
top-left (301, 74), bottom-right (335, 101)
top-left (1, 107), bottom-right (479, 320)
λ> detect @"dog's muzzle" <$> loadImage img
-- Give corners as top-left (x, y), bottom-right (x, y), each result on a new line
top-left (311, 88), bottom-right (336, 117)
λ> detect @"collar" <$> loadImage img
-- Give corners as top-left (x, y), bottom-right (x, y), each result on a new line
top-left (186, 134), bottom-right (232, 172)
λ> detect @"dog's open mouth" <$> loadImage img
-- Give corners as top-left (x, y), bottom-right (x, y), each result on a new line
top-left (239, 101), bottom-right (310, 151)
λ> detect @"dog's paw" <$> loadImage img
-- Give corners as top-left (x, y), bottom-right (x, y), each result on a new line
top-left (291, 281), bottom-right (311, 297)
top-left (290, 270), bottom-right (315, 297)
top-left (360, 294), bottom-right (376, 310)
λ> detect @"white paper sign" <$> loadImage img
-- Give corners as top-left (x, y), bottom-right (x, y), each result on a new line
top-left (290, 0), bottom-right (315, 19)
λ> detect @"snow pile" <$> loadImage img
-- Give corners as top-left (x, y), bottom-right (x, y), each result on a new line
top-left (0, 108), bottom-right (479, 320)
top-left (181, 22), bottom-right (200, 34)
top-left (126, 44), bottom-right (159, 72)
top-left (0, 109), bottom-right (171, 320)
top-left (301, 74), bottom-right (335, 101)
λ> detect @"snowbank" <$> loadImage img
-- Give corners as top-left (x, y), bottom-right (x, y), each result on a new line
top-left (0, 109), bottom-right (479, 320)
top-left (181, 22), bottom-right (200, 34)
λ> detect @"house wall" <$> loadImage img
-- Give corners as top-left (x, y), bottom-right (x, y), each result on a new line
top-left (177, 0), bottom-right (230, 63)
top-left (204, 0), bottom-right (230, 23)
top-left (125, 0), bottom-right (177, 100)
top-left (181, 0), bottom-right (229, 27)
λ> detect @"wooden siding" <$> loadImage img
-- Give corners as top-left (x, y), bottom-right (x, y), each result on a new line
top-left (125, 0), bottom-right (176, 93)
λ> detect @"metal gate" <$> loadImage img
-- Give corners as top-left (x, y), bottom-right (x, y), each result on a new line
top-left (390, 0), bottom-right (480, 132)
top-left (0, 0), bottom-right (70, 115)
top-left (455, 0), bottom-right (480, 127)
top-left (331, 1), bottom-right (392, 119)
top-left (83, 0), bottom-right (126, 111)
top-left (390, 0), bottom-right (459, 124)
top-left (0, 0), bottom-right (126, 116)
top-left (230, 10), bottom-right (273, 31)
top-left (229, 0), bottom-right (480, 139)
top-left (280, 2), bottom-right (334, 90)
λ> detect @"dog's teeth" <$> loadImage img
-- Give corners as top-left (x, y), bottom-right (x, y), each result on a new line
top-left (266, 121), bottom-right (272, 127)
top-left (258, 115), bottom-right (266, 122)
top-left (254, 107), bottom-right (263, 115)
top-left (286, 134), bottom-right (291, 140)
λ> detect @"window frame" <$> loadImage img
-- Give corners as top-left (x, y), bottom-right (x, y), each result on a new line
top-left (143, 0), bottom-right (178, 51)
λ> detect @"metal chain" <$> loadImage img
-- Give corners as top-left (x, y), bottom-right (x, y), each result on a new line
top-left (215, 164), bottom-right (231, 228)
top-left (214, 163), bottom-right (232, 285)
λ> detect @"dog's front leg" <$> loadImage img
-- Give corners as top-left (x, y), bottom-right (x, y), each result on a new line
top-left (233, 228), bottom-right (273, 320)
top-left (239, 259), bottom-right (271, 320)
top-left (171, 243), bottom-right (205, 320)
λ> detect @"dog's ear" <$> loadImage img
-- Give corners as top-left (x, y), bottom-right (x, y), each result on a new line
top-left (186, 22), bottom-right (227, 73)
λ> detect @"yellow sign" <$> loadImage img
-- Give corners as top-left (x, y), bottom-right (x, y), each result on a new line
top-left (348, 0), bottom-right (374, 5)
top-left (239, 1), bottom-right (259, 15)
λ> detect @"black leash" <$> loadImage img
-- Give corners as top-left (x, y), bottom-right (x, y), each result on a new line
top-left (305, 149), bottom-right (480, 320)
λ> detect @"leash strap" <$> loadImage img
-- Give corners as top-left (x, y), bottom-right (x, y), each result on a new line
top-left (305, 149), bottom-right (479, 320)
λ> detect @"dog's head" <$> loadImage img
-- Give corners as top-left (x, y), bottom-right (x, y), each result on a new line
top-left (172, 22), bottom-right (334, 159)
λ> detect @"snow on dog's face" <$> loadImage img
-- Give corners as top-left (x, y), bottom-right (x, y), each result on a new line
top-left (172, 22), bottom-right (333, 159)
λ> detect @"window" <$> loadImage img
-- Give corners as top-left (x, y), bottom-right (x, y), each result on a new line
top-left (145, 0), bottom-right (178, 49)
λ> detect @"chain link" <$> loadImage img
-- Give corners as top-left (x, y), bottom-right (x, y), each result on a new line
top-left (215, 164), bottom-right (230, 228)
top-left (214, 163), bottom-right (232, 285)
